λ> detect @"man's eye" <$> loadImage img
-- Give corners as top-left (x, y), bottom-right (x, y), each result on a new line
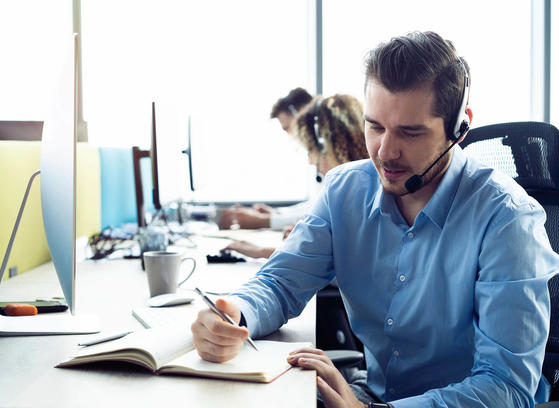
top-left (403, 131), bottom-right (423, 138)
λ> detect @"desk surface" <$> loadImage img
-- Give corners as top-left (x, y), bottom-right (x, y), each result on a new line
top-left (0, 234), bottom-right (316, 407)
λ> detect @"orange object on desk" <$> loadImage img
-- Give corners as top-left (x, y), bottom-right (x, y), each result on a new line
top-left (4, 303), bottom-right (38, 316)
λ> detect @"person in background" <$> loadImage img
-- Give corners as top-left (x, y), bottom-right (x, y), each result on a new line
top-left (271, 87), bottom-right (313, 133)
top-left (223, 94), bottom-right (369, 259)
top-left (192, 31), bottom-right (558, 407)
top-left (217, 88), bottom-right (314, 231)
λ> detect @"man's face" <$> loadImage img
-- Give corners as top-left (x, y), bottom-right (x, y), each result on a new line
top-left (277, 111), bottom-right (295, 133)
top-left (364, 80), bottom-right (450, 196)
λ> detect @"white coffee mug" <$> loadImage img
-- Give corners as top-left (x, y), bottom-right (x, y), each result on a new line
top-left (143, 251), bottom-right (196, 297)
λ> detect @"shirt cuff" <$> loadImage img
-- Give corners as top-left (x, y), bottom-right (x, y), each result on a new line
top-left (229, 296), bottom-right (259, 337)
top-left (239, 312), bottom-right (247, 328)
top-left (389, 395), bottom-right (433, 408)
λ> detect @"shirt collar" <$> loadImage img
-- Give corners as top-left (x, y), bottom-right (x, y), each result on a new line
top-left (420, 146), bottom-right (467, 229)
top-left (368, 147), bottom-right (467, 227)
top-left (370, 181), bottom-right (395, 220)
top-left (371, 184), bottom-right (383, 214)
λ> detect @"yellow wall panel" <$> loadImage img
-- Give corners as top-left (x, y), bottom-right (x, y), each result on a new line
top-left (77, 143), bottom-right (101, 240)
top-left (0, 141), bottom-right (48, 280)
top-left (0, 141), bottom-right (101, 280)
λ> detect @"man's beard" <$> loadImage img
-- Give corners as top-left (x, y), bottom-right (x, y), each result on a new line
top-left (373, 144), bottom-right (452, 196)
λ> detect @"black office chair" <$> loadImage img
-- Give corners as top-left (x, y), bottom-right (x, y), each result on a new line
top-left (317, 284), bottom-right (363, 351)
top-left (460, 121), bottom-right (559, 404)
top-left (317, 283), bottom-right (365, 377)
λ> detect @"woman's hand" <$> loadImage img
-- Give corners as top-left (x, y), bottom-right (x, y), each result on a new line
top-left (223, 240), bottom-right (275, 259)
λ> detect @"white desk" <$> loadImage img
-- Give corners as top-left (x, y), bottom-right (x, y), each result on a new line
top-left (0, 234), bottom-right (316, 407)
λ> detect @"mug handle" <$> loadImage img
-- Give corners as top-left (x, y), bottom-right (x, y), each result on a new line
top-left (177, 257), bottom-right (197, 287)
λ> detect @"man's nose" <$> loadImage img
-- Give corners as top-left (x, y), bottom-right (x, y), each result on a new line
top-left (377, 131), bottom-right (400, 162)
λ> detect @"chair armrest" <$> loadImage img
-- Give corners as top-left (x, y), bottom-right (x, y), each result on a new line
top-left (325, 349), bottom-right (364, 369)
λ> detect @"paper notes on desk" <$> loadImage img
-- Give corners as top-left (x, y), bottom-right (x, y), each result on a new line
top-left (57, 326), bottom-right (311, 383)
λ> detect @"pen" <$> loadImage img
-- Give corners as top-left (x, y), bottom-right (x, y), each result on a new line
top-left (78, 330), bottom-right (133, 347)
top-left (194, 287), bottom-right (259, 352)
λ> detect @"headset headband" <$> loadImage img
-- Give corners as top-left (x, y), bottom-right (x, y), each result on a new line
top-left (449, 59), bottom-right (470, 141)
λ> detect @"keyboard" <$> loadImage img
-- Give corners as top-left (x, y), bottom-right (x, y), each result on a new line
top-left (132, 307), bottom-right (193, 329)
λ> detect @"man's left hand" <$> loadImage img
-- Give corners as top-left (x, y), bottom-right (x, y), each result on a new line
top-left (287, 347), bottom-right (365, 408)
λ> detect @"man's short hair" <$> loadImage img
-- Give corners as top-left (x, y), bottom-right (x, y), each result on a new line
top-left (364, 31), bottom-right (469, 138)
top-left (270, 88), bottom-right (313, 119)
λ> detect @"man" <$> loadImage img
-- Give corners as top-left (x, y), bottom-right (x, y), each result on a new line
top-left (218, 87), bottom-right (314, 230)
top-left (192, 32), bottom-right (558, 407)
top-left (271, 87), bottom-right (313, 133)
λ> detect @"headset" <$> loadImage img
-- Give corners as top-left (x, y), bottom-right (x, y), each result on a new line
top-left (312, 99), bottom-right (326, 182)
top-left (405, 60), bottom-right (470, 193)
top-left (287, 104), bottom-right (299, 116)
top-left (447, 60), bottom-right (470, 141)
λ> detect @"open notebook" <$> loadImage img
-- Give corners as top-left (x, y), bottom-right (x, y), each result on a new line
top-left (57, 326), bottom-right (311, 383)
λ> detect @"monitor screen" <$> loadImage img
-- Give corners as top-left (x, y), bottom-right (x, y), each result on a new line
top-left (149, 101), bottom-right (190, 211)
top-left (150, 102), bottom-right (161, 210)
top-left (40, 33), bottom-right (79, 314)
top-left (186, 115), bottom-right (194, 192)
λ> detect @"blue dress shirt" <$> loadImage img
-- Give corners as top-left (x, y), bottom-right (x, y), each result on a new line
top-left (231, 147), bottom-right (559, 407)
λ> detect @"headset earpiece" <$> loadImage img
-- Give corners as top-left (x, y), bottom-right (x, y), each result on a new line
top-left (449, 60), bottom-right (470, 141)
top-left (312, 98), bottom-right (325, 183)
top-left (313, 99), bottom-right (326, 152)
top-left (288, 104), bottom-right (298, 116)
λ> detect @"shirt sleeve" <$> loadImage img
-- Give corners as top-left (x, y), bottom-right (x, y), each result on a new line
top-left (230, 184), bottom-right (336, 338)
top-left (392, 199), bottom-right (557, 407)
top-left (269, 200), bottom-right (311, 230)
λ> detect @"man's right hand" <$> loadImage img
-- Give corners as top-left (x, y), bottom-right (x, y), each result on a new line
top-left (191, 298), bottom-right (250, 363)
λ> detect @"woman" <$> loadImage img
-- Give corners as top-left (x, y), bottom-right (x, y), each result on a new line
top-left (223, 94), bottom-right (369, 259)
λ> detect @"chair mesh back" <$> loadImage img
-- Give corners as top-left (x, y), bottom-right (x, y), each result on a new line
top-left (460, 122), bottom-right (559, 193)
top-left (542, 205), bottom-right (559, 252)
top-left (460, 122), bottom-right (559, 353)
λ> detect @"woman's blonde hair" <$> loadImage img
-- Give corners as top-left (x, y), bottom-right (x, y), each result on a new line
top-left (293, 94), bottom-right (368, 163)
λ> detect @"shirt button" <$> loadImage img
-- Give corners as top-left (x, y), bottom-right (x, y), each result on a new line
top-left (393, 350), bottom-right (399, 357)
top-left (387, 318), bottom-right (394, 326)
top-left (389, 388), bottom-right (396, 394)
top-left (399, 274), bottom-right (406, 282)
top-left (407, 232), bottom-right (414, 239)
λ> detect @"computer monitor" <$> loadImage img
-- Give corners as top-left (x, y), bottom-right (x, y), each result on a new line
top-left (149, 101), bottom-right (190, 211)
top-left (186, 115), bottom-right (194, 192)
top-left (40, 33), bottom-right (80, 315)
top-left (150, 102), bottom-right (161, 210)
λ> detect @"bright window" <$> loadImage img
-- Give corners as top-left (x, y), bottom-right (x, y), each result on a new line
top-left (0, 1), bottom-right (72, 121)
top-left (81, 1), bottom-right (314, 203)
top-left (1, 1), bottom-right (555, 205)
top-left (0, 1), bottom-right (314, 204)
top-left (322, 0), bottom-right (532, 129)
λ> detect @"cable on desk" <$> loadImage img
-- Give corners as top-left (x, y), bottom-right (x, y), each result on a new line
top-left (148, 209), bottom-right (198, 249)
top-left (88, 227), bottom-right (135, 260)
